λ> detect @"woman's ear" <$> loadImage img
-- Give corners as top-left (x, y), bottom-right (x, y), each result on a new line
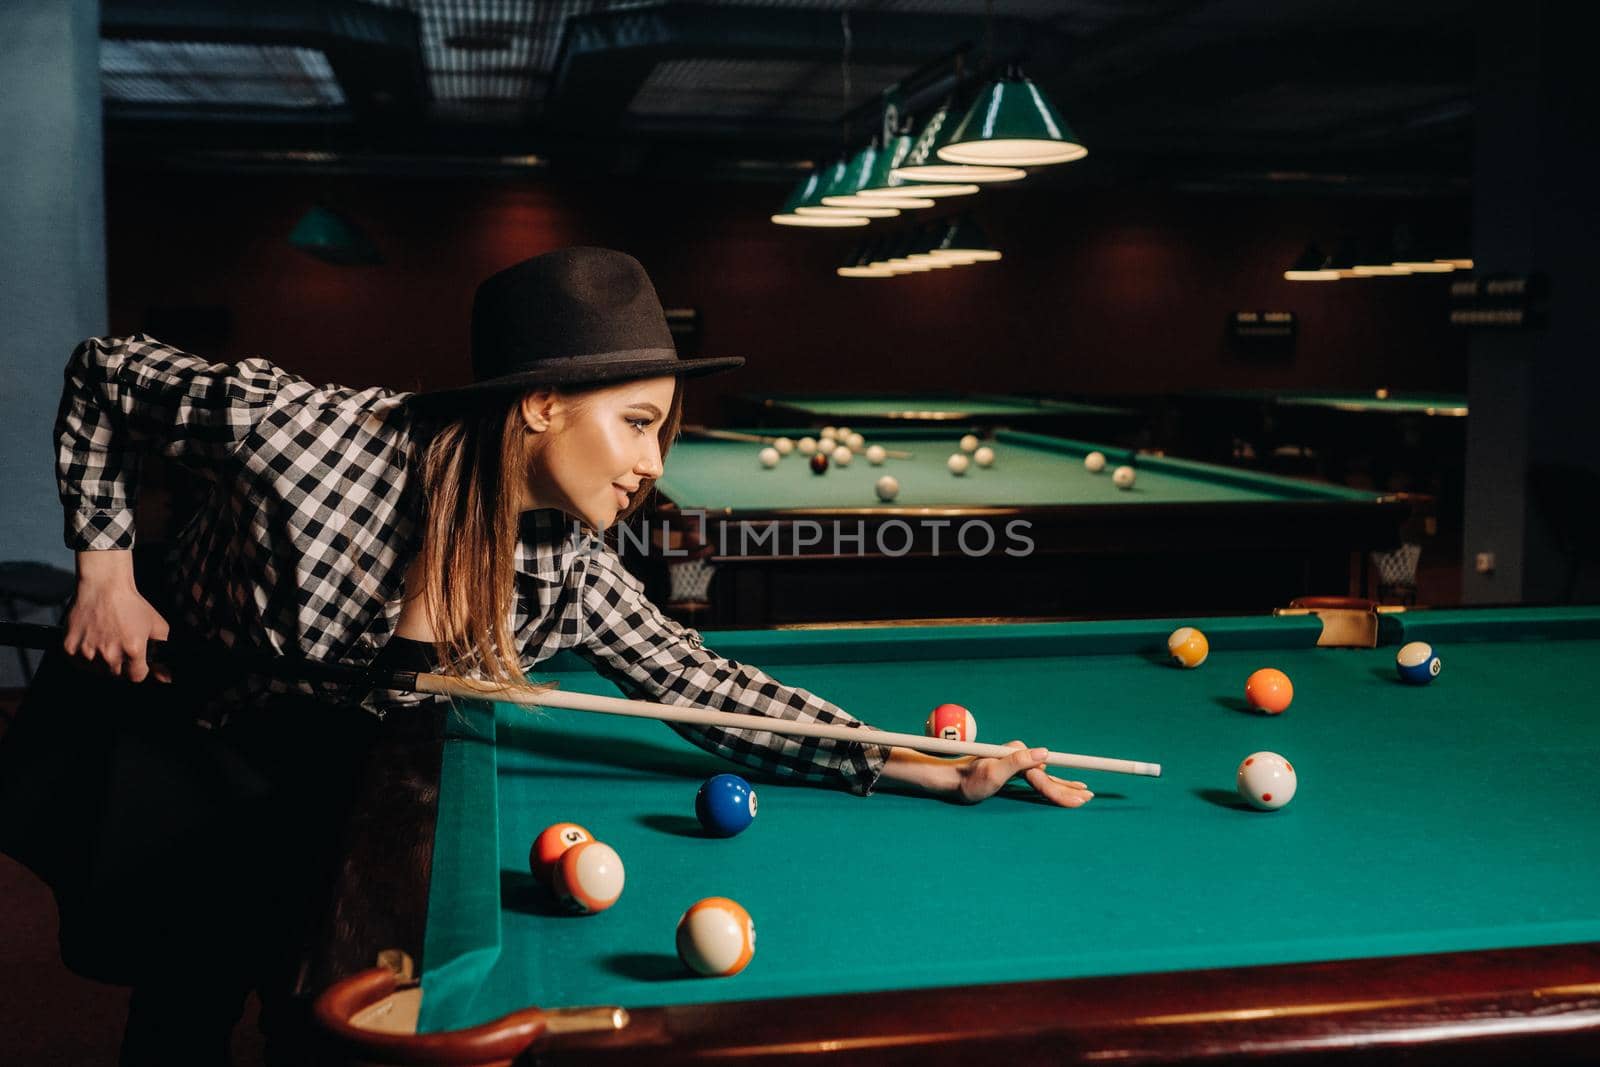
top-left (520, 390), bottom-right (557, 433)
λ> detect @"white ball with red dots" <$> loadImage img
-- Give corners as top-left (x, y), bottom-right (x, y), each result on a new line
top-left (676, 897), bottom-right (756, 977)
top-left (973, 446), bottom-right (996, 468)
top-left (1084, 451), bottom-right (1107, 473)
top-left (1236, 752), bottom-right (1297, 811)
top-left (924, 703), bottom-right (978, 743)
top-left (959, 433), bottom-right (981, 453)
top-left (1112, 465), bottom-right (1137, 490)
top-left (552, 841), bottom-right (626, 913)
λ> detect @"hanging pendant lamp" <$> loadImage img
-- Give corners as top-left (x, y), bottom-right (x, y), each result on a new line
top-left (937, 67), bottom-right (1087, 167)
top-left (771, 163), bottom-right (869, 227)
top-left (890, 100), bottom-right (1028, 184)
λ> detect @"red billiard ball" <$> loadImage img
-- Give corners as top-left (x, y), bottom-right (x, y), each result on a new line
top-left (924, 703), bottom-right (978, 743)
top-left (810, 453), bottom-right (829, 475)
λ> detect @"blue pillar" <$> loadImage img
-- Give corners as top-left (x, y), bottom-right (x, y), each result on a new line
top-left (0, 0), bottom-right (105, 566)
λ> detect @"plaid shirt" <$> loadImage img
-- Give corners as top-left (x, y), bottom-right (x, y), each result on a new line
top-left (56, 336), bottom-right (887, 794)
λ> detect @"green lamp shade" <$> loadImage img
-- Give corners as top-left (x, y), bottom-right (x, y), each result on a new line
top-left (937, 74), bottom-right (1087, 167)
top-left (1390, 229), bottom-right (1456, 272)
top-left (1393, 258), bottom-right (1455, 273)
top-left (838, 238), bottom-right (896, 278)
top-left (289, 206), bottom-right (381, 265)
top-left (891, 101), bottom-right (1030, 184)
top-left (816, 143), bottom-right (879, 208)
top-left (859, 182), bottom-right (978, 200)
top-left (771, 164), bottom-right (869, 227)
top-left (798, 205), bottom-right (901, 219)
top-left (781, 167), bottom-right (827, 212)
top-left (926, 216), bottom-right (1002, 262)
top-left (772, 213), bottom-right (868, 228)
top-left (1283, 243), bottom-right (1339, 281)
top-left (1323, 241), bottom-right (1364, 278)
top-left (857, 132), bottom-right (980, 200)
top-left (1351, 238), bottom-right (1411, 276)
top-left (818, 143), bottom-right (938, 210)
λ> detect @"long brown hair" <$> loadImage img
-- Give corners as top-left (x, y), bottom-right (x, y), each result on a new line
top-left (414, 380), bottom-right (684, 688)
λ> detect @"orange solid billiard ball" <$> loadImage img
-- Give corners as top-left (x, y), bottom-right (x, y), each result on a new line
top-left (1245, 668), bottom-right (1294, 714)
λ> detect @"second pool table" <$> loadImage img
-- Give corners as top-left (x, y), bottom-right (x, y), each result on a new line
top-left (635, 428), bottom-right (1411, 625)
top-left (725, 391), bottom-right (1144, 443)
top-left (310, 605), bottom-right (1600, 1064)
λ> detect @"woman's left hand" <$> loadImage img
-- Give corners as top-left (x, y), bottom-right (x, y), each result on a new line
top-left (953, 740), bottom-right (1094, 807)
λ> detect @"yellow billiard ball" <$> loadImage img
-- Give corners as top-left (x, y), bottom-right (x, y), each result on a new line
top-left (1167, 627), bottom-right (1209, 669)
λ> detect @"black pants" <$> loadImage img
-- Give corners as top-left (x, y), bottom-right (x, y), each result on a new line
top-left (0, 651), bottom-right (384, 1066)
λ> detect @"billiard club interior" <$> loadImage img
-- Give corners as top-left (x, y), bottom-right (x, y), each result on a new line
top-left (2, 1), bottom-right (1596, 1063)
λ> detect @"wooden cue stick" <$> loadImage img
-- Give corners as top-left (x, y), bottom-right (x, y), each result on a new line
top-left (683, 425), bottom-right (913, 460)
top-left (416, 674), bottom-right (1162, 778)
top-left (0, 621), bottom-right (1159, 777)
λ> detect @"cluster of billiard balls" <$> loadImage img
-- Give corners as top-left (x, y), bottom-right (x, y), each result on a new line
top-left (1083, 449), bottom-right (1137, 490)
top-left (528, 772), bottom-right (760, 978)
top-left (757, 426), bottom-right (997, 503)
top-left (947, 433), bottom-right (997, 476)
top-left (1164, 627), bottom-right (1442, 812)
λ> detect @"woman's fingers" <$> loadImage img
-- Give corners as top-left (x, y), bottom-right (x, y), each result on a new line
top-left (124, 640), bottom-right (151, 683)
top-left (60, 592), bottom-right (171, 682)
top-left (1025, 765), bottom-right (1093, 807)
top-left (962, 740), bottom-right (1093, 807)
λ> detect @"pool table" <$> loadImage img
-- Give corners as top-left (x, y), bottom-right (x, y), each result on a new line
top-left (635, 428), bottom-right (1411, 626)
top-left (310, 605), bottom-right (1600, 1065)
top-left (725, 392), bottom-right (1144, 442)
top-left (1171, 389), bottom-right (1468, 496)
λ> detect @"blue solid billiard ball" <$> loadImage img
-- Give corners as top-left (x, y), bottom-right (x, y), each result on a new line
top-left (696, 774), bottom-right (757, 837)
top-left (1396, 641), bottom-right (1441, 685)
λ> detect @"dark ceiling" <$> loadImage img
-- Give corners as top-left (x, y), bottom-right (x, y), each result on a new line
top-left (102, 0), bottom-right (1476, 194)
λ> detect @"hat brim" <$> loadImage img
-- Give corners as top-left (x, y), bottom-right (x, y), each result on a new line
top-left (406, 354), bottom-right (745, 413)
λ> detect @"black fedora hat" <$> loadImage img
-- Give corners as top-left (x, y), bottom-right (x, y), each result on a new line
top-left (409, 247), bottom-right (742, 410)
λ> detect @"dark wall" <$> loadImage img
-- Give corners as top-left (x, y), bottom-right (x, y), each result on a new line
top-left (106, 169), bottom-right (1467, 424)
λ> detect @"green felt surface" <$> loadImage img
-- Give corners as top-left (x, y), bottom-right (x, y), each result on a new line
top-left (753, 393), bottom-right (1134, 420)
top-left (1202, 390), bottom-right (1468, 417)
top-left (1275, 393), bottom-right (1468, 417)
top-left (654, 429), bottom-right (1381, 511)
top-left (418, 608), bottom-right (1600, 1031)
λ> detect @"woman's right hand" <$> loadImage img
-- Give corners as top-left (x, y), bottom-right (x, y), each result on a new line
top-left (64, 549), bottom-right (171, 683)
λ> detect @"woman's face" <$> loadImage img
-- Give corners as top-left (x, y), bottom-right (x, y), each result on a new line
top-left (522, 376), bottom-right (676, 530)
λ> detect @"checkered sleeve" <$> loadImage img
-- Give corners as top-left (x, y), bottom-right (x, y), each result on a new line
top-left (56, 335), bottom-right (299, 550)
top-left (571, 549), bottom-right (889, 796)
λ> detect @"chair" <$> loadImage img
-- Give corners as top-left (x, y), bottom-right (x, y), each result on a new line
top-left (0, 561), bottom-right (75, 685)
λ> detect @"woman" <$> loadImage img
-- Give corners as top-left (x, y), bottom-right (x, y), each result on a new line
top-left (46, 248), bottom-right (1089, 1062)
